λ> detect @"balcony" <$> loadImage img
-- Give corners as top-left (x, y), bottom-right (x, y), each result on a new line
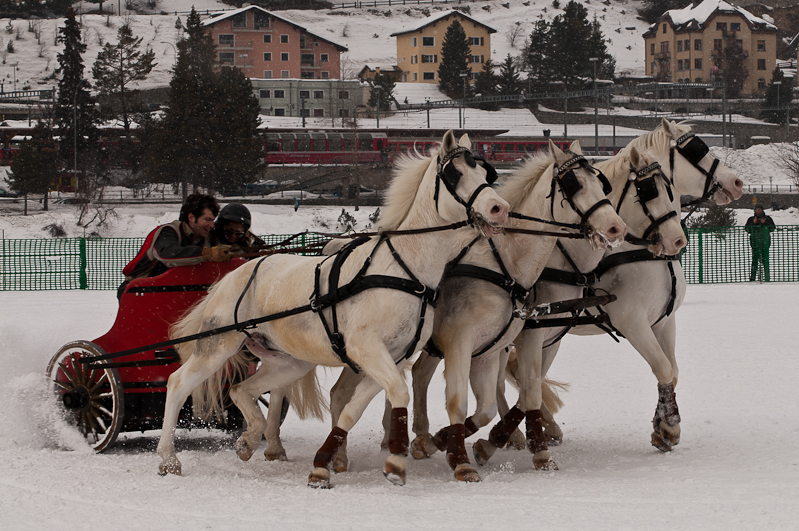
top-left (217, 40), bottom-right (254, 51)
top-left (655, 52), bottom-right (671, 60)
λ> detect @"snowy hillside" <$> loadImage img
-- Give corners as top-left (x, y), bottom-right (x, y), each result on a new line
top-left (3, 0), bottom-right (650, 94)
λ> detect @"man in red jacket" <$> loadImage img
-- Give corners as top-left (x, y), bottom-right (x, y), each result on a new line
top-left (118, 194), bottom-right (232, 300)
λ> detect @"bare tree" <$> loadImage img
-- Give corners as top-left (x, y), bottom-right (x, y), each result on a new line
top-left (783, 142), bottom-right (799, 188)
top-left (505, 21), bottom-right (525, 48)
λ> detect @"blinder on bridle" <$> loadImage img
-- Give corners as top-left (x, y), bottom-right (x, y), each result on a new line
top-left (435, 145), bottom-right (498, 216)
top-left (670, 132), bottom-right (721, 200)
top-left (551, 153), bottom-right (613, 226)
top-left (618, 160), bottom-right (678, 242)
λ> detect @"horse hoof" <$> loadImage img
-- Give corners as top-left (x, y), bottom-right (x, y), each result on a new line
top-left (651, 431), bottom-right (673, 452)
top-left (236, 437), bottom-right (256, 461)
top-left (533, 450), bottom-right (559, 471)
top-left (473, 438), bottom-right (497, 466)
top-left (506, 428), bottom-right (526, 450)
top-left (410, 433), bottom-right (438, 460)
top-left (264, 450), bottom-right (287, 462)
top-left (546, 434), bottom-right (563, 446)
top-left (454, 463), bottom-right (482, 483)
top-left (308, 467), bottom-right (331, 489)
top-left (333, 455), bottom-right (348, 473)
top-left (158, 458), bottom-right (182, 476)
top-left (383, 454), bottom-right (407, 486)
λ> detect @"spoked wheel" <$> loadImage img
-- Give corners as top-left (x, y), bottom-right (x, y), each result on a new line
top-left (46, 341), bottom-right (125, 453)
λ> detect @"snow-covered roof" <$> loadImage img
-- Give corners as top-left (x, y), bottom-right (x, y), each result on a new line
top-left (645, 0), bottom-right (777, 35)
top-left (389, 10), bottom-right (496, 37)
top-left (202, 5), bottom-right (348, 51)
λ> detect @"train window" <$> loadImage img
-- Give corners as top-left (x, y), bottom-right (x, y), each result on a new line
top-left (296, 133), bottom-right (311, 151)
top-left (525, 144), bottom-right (537, 153)
top-left (311, 133), bottom-right (326, 151)
top-left (327, 133), bottom-right (343, 151)
top-left (343, 133), bottom-right (356, 151)
top-left (279, 133), bottom-right (296, 151)
top-left (357, 134), bottom-right (372, 151)
top-left (265, 134), bottom-right (281, 152)
top-left (399, 144), bottom-right (410, 153)
top-left (503, 144), bottom-right (512, 152)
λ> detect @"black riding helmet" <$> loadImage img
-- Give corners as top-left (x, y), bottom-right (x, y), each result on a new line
top-left (215, 203), bottom-right (252, 232)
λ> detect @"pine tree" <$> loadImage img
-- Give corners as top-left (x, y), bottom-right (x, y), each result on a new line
top-left (639, 0), bottom-right (692, 24)
top-left (761, 68), bottom-right (794, 124)
top-left (8, 123), bottom-right (59, 215)
top-left (55, 7), bottom-right (99, 162)
top-left (367, 72), bottom-right (395, 113)
top-left (92, 24), bottom-right (156, 140)
top-left (497, 54), bottom-right (522, 97)
top-left (588, 16), bottom-right (615, 80)
top-left (720, 30), bottom-right (748, 99)
top-left (473, 59), bottom-right (498, 110)
top-left (437, 19), bottom-right (471, 98)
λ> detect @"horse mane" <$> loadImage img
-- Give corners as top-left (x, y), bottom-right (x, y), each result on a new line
top-left (378, 148), bottom-right (438, 231)
top-left (496, 151), bottom-right (551, 211)
top-left (608, 121), bottom-right (694, 179)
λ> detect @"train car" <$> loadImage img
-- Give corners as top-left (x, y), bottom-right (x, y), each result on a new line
top-left (264, 131), bottom-right (389, 164)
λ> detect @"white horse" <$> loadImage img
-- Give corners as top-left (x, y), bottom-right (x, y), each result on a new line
top-left (327, 140), bottom-right (628, 482)
top-left (472, 119), bottom-right (744, 469)
top-left (155, 131), bottom-right (509, 488)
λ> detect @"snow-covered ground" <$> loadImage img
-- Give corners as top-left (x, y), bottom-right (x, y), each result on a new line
top-left (0, 281), bottom-right (797, 529)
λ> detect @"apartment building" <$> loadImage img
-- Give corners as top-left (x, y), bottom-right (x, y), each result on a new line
top-left (643, 0), bottom-right (777, 95)
top-left (390, 10), bottom-right (495, 83)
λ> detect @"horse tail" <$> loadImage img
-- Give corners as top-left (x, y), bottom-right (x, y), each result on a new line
top-left (285, 369), bottom-right (328, 421)
top-left (170, 295), bottom-right (210, 364)
top-left (542, 378), bottom-right (569, 415)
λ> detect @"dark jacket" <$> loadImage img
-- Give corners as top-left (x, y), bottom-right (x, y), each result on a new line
top-left (211, 229), bottom-right (266, 256)
top-left (744, 212), bottom-right (776, 248)
top-left (123, 220), bottom-right (208, 280)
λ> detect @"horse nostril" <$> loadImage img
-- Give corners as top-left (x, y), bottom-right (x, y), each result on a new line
top-left (675, 238), bottom-right (686, 250)
top-left (607, 224), bottom-right (621, 236)
top-left (734, 178), bottom-right (743, 189)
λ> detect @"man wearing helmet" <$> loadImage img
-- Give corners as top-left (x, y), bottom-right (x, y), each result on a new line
top-left (117, 194), bottom-right (234, 300)
top-left (212, 203), bottom-right (266, 253)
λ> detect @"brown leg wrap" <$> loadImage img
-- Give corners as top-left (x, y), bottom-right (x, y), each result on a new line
top-left (432, 425), bottom-right (450, 452)
top-left (488, 405), bottom-right (525, 448)
top-left (313, 426), bottom-right (348, 470)
top-left (526, 409), bottom-right (548, 454)
top-left (464, 417), bottom-right (479, 438)
top-left (445, 423), bottom-right (469, 470)
top-left (654, 382), bottom-right (681, 428)
top-left (387, 407), bottom-right (409, 456)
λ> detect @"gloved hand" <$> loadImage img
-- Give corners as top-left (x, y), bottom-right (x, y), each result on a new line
top-left (202, 245), bottom-right (233, 263)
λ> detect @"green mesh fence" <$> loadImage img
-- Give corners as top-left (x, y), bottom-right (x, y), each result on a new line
top-left (1, 227), bottom-right (797, 291)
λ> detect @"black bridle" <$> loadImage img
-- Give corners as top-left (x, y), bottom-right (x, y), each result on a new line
top-left (549, 153), bottom-right (613, 226)
top-left (669, 133), bottom-right (723, 224)
top-left (616, 161), bottom-right (678, 244)
top-left (433, 146), bottom-right (498, 217)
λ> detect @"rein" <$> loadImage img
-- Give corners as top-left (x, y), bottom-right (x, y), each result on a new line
top-left (668, 132), bottom-right (723, 227)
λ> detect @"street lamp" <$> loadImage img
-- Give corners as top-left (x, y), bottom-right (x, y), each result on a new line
top-left (374, 85), bottom-right (382, 128)
top-left (707, 86), bottom-right (713, 115)
top-left (160, 41), bottom-right (177, 63)
top-left (774, 81), bottom-right (781, 124)
top-left (590, 57), bottom-right (599, 154)
top-left (425, 97), bottom-right (430, 128)
top-left (459, 72), bottom-right (468, 129)
top-left (11, 62), bottom-right (18, 92)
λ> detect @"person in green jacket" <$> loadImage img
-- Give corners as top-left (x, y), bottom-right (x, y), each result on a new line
top-left (745, 205), bottom-right (776, 281)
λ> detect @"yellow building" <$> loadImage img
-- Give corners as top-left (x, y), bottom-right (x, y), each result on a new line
top-left (390, 10), bottom-right (495, 84)
top-left (643, 0), bottom-right (777, 95)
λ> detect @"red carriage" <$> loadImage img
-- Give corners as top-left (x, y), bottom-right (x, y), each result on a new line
top-left (45, 259), bottom-right (282, 452)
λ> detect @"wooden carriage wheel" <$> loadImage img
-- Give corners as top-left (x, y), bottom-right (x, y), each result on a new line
top-left (46, 341), bottom-right (125, 453)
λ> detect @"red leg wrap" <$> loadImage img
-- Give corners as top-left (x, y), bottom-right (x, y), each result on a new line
top-left (488, 405), bottom-right (525, 448)
top-left (387, 407), bottom-right (409, 456)
top-left (432, 425), bottom-right (450, 452)
top-left (445, 423), bottom-right (469, 470)
top-left (313, 426), bottom-right (348, 470)
top-left (526, 409), bottom-right (548, 454)
top-left (464, 417), bottom-right (479, 438)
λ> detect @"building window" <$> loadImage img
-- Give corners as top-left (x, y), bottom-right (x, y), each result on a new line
top-left (758, 78), bottom-right (766, 89)
top-left (274, 90), bottom-right (285, 98)
top-left (684, 39), bottom-right (690, 51)
top-left (735, 39), bottom-right (742, 49)
top-left (274, 108), bottom-right (285, 116)
top-left (301, 53), bottom-right (315, 66)
top-left (660, 41), bottom-right (669, 53)
top-left (757, 59), bottom-right (766, 70)
top-left (423, 71), bottom-right (435, 80)
top-left (677, 60), bottom-right (683, 71)
top-left (412, 72), bottom-right (418, 81)
top-left (313, 90), bottom-right (324, 99)
top-left (259, 89), bottom-right (271, 98)
top-left (662, 24), bottom-right (667, 34)
top-left (422, 36), bottom-right (434, 47)
top-left (716, 22), bottom-right (726, 32)
top-left (264, 52), bottom-right (272, 61)
top-left (411, 37), bottom-right (417, 47)
top-left (321, 71), bottom-right (329, 79)
top-left (694, 58), bottom-right (702, 70)
top-left (695, 39), bottom-right (702, 51)
top-left (470, 55), bottom-right (483, 63)
top-left (299, 90), bottom-right (310, 99)
top-left (263, 34), bottom-right (272, 44)
top-left (281, 34), bottom-right (289, 43)
top-left (232, 12), bottom-right (246, 28)
top-left (411, 55), bottom-right (418, 64)
top-left (300, 108), bottom-right (310, 117)
top-left (714, 39), bottom-right (722, 50)
top-left (321, 54), bottom-right (329, 62)
top-left (469, 37), bottom-right (483, 46)
top-left (219, 52), bottom-right (234, 64)
top-left (339, 91), bottom-right (349, 99)
top-left (254, 11), bottom-right (270, 29)
top-left (471, 72), bottom-right (479, 81)
top-left (731, 23), bottom-right (740, 32)
top-left (263, 70), bottom-right (272, 78)
top-left (757, 40), bottom-right (766, 52)
top-left (422, 54), bottom-right (437, 63)
top-left (313, 109), bottom-right (324, 117)
top-left (300, 72), bottom-right (315, 79)
top-left (694, 77), bottom-right (702, 83)
top-left (281, 70), bottom-right (290, 78)
top-left (677, 40), bottom-right (682, 53)
top-left (339, 109), bottom-right (349, 117)
top-left (300, 35), bottom-right (306, 49)
top-left (650, 43), bottom-right (655, 55)
top-left (219, 34), bottom-right (234, 47)
top-left (281, 53), bottom-right (289, 61)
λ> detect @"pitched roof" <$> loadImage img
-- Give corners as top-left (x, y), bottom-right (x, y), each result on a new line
top-left (389, 10), bottom-right (496, 37)
top-left (644, 0), bottom-right (777, 36)
top-left (202, 6), bottom-right (348, 51)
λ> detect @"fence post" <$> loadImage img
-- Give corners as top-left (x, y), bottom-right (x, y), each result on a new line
top-left (79, 237), bottom-right (88, 289)
top-left (697, 228), bottom-right (704, 284)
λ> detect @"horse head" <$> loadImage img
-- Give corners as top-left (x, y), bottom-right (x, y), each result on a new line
top-left (548, 139), bottom-right (626, 250)
top-left (622, 147), bottom-right (687, 257)
top-left (435, 130), bottom-right (508, 236)
top-left (661, 118), bottom-right (743, 205)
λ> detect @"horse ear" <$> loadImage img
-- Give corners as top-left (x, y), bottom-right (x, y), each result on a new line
top-left (459, 133), bottom-right (472, 150)
top-left (442, 130), bottom-right (457, 154)
top-left (569, 140), bottom-right (583, 155)
top-left (661, 117), bottom-right (680, 139)
top-left (629, 146), bottom-right (641, 168)
top-left (548, 139), bottom-right (563, 158)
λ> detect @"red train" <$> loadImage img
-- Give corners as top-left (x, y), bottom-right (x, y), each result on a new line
top-left (263, 132), bottom-right (572, 165)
